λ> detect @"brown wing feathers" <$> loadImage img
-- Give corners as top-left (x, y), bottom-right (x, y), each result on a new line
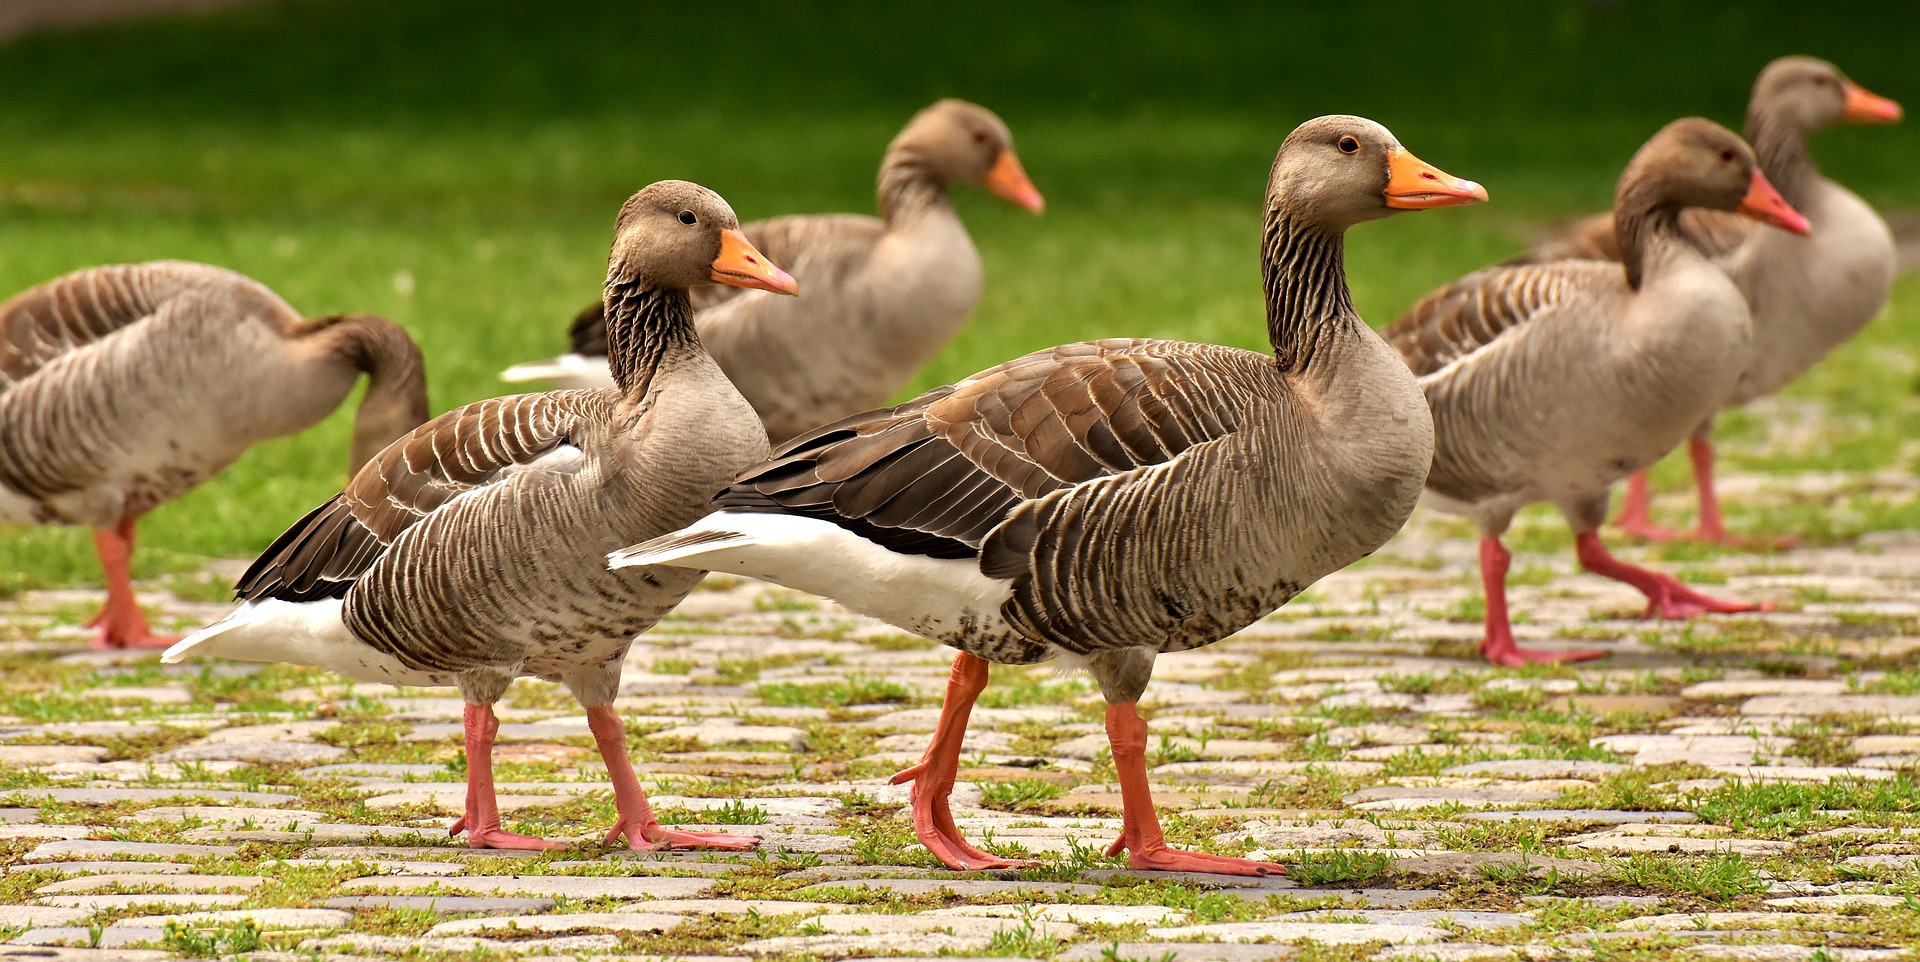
top-left (235, 498), bottom-right (375, 602)
top-left (716, 340), bottom-right (1247, 566)
top-left (1384, 266), bottom-right (1580, 377)
top-left (564, 302), bottom-right (607, 356)
top-left (235, 393), bottom-right (595, 603)
top-left (0, 262), bottom-right (273, 386)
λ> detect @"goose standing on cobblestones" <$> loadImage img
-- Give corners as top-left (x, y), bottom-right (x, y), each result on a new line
top-left (501, 99), bottom-right (1045, 444)
top-left (612, 117), bottom-right (1484, 875)
top-left (0, 262), bottom-right (427, 649)
top-left (1516, 58), bottom-right (1901, 544)
top-left (167, 182), bottom-right (797, 852)
top-left (1385, 119), bottom-right (1808, 666)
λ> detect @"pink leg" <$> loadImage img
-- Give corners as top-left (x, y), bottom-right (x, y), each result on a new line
top-left (1477, 537), bottom-right (1606, 667)
top-left (1104, 702), bottom-right (1286, 876)
top-left (1574, 531), bottom-right (1771, 619)
top-left (586, 705), bottom-right (757, 852)
top-left (1687, 436), bottom-right (1791, 549)
top-left (890, 653), bottom-right (1035, 870)
top-left (87, 516), bottom-right (177, 650)
top-left (450, 703), bottom-right (564, 850)
top-left (1613, 472), bottom-right (1688, 543)
top-left (1688, 437), bottom-right (1730, 543)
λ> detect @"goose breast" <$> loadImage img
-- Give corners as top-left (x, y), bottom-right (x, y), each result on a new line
top-left (1407, 256), bottom-right (1750, 521)
top-left (1727, 181), bottom-right (1895, 405)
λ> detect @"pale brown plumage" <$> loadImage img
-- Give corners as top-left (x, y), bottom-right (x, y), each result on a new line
top-left (1385, 118), bottom-right (1798, 666)
top-left (615, 116), bottom-right (1481, 876)
top-left (0, 261), bottom-right (426, 649)
top-left (1506, 58), bottom-right (1900, 544)
top-left (171, 181), bottom-right (792, 854)
top-left (505, 99), bottom-right (1043, 444)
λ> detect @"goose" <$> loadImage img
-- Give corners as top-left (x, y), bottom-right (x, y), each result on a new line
top-left (610, 116), bottom-right (1484, 875)
top-left (165, 181), bottom-right (798, 851)
top-left (1384, 118), bottom-right (1809, 667)
top-left (500, 98), bottom-right (1045, 444)
top-left (0, 261), bottom-right (428, 649)
top-left (1516, 57), bottom-right (1900, 544)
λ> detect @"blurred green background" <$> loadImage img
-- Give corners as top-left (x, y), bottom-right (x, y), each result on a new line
top-left (1, 0), bottom-right (1915, 591)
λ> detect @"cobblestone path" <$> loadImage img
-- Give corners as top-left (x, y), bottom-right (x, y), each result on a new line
top-left (1, 485), bottom-right (1919, 961)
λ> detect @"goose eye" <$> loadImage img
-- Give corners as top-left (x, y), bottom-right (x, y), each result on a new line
top-left (678, 210), bottom-right (697, 225)
top-left (973, 131), bottom-right (990, 145)
top-left (1337, 136), bottom-right (1360, 154)
top-left (1719, 149), bottom-right (1736, 162)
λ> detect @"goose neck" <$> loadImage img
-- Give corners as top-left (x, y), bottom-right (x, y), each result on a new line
top-left (1744, 107), bottom-right (1818, 208)
top-left (602, 281), bottom-right (700, 399)
top-left (877, 146), bottom-right (954, 224)
top-left (1261, 211), bottom-right (1354, 372)
top-left (1613, 192), bottom-right (1689, 291)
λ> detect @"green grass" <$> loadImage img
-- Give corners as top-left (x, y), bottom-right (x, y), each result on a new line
top-left (2, 0), bottom-right (1917, 588)
top-left (758, 675), bottom-right (914, 709)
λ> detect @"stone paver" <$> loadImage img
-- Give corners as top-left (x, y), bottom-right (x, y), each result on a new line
top-left (5, 449), bottom-right (1920, 960)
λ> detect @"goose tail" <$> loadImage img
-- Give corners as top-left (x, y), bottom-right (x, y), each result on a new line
top-left (498, 353), bottom-right (614, 389)
top-left (610, 519), bottom-right (759, 571)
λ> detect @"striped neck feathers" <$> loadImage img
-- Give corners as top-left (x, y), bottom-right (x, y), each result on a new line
top-left (602, 280), bottom-right (700, 398)
top-left (877, 143), bottom-right (955, 224)
top-left (1612, 184), bottom-right (1691, 291)
top-left (1744, 106), bottom-right (1819, 209)
top-left (1261, 211), bottom-right (1355, 372)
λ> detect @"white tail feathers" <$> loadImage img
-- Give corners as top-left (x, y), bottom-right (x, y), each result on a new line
top-left (162, 599), bottom-right (450, 687)
top-left (609, 528), bottom-right (753, 570)
top-left (161, 615), bottom-right (244, 665)
top-left (607, 511), bottom-right (1016, 648)
top-left (498, 354), bottom-right (615, 390)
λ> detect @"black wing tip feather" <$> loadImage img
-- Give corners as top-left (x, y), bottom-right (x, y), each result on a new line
top-left (233, 496), bottom-right (358, 603)
top-left (566, 301), bottom-right (608, 357)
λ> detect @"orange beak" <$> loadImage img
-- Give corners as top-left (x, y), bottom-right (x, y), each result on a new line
top-left (1842, 82), bottom-right (1903, 124)
top-left (710, 228), bottom-right (798, 295)
top-left (1737, 170), bottom-right (1812, 236)
top-left (984, 149), bottom-right (1046, 214)
top-left (1383, 148), bottom-right (1489, 209)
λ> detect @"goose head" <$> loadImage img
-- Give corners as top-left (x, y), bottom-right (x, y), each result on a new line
top-left (895, 98), bottom-right (1045, 213)
top-left (1620, 118), bottom-right (1811, 235)
top-left (1267, 115), bottom-right (1487, 230)
top-left (610, 181), bottom-right (799, 295)
top-left (1751, 56), bottom-right (1901, 132)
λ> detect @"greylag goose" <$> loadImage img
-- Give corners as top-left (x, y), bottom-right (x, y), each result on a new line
top-left (0, 261), bottom-right (427, 649)
top-left (165, 181), bottom-right (798, 851)
top-left (500, 98), bottom-right (1044, 444)
top-left (1516, 57), bottom-right (1900, 545)
top-left (611, 116), bottom-right (1484, 875)
top-left (1385, 118), bottom-right (1809, 667)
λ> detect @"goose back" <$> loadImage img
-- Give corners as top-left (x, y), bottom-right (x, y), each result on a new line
top-left (0, 262), bottom-right (420, 527)
top-left (516, 100), bottom-right (1039, 440)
